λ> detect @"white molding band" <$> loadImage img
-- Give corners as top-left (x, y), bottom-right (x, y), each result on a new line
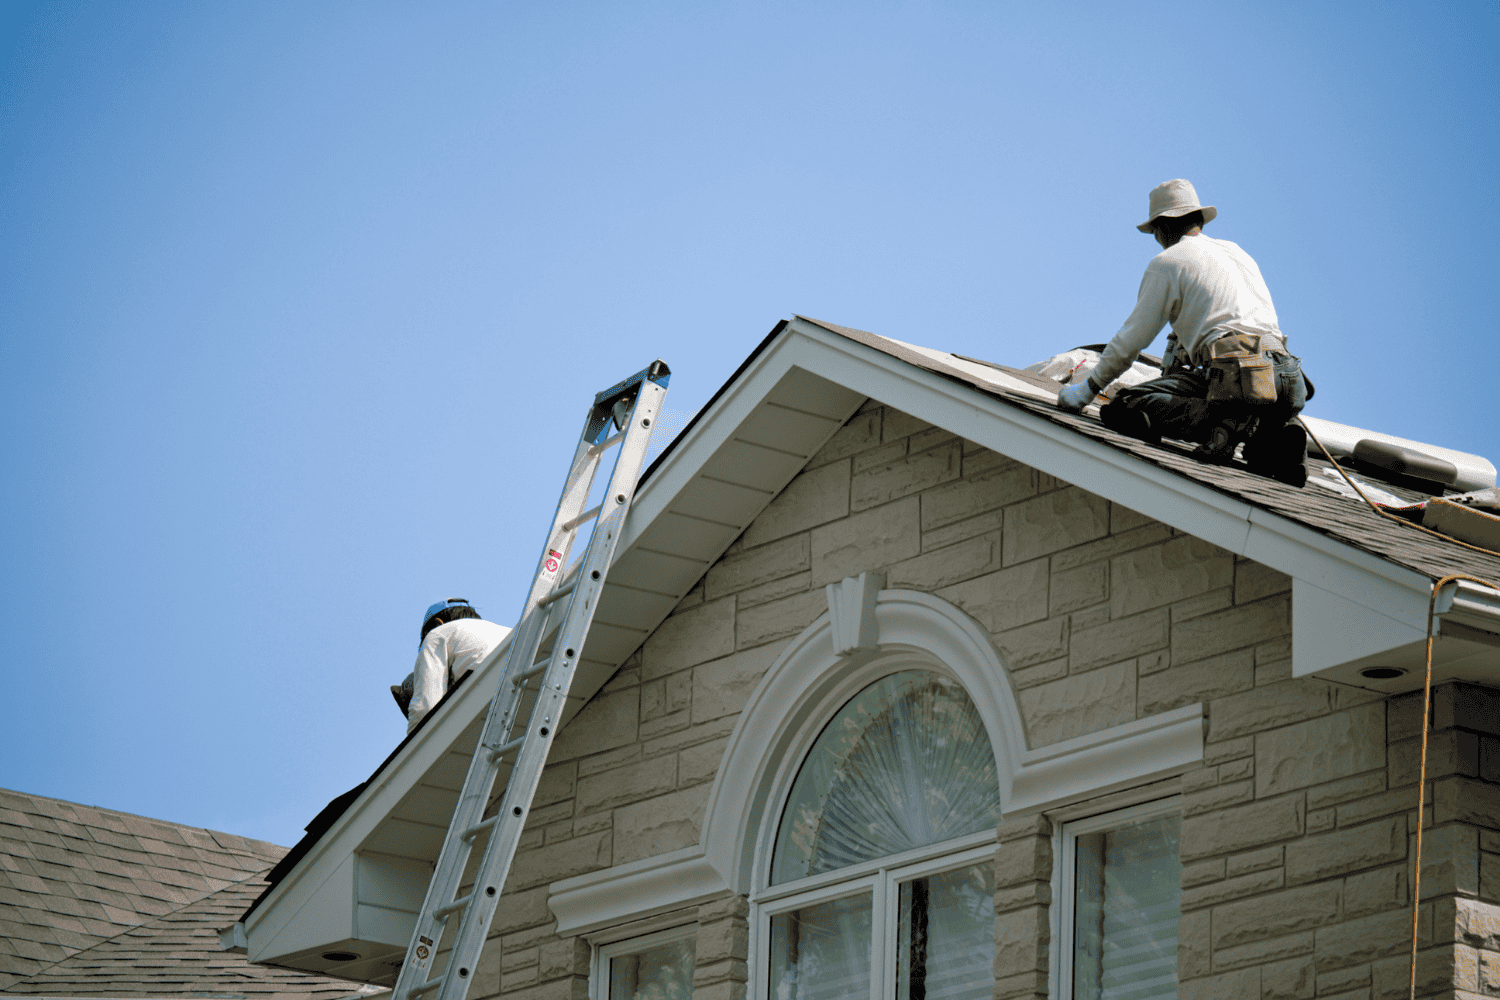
top-left (1007, 704), bottom-right (1204, 815)
top-left (549, 846), bottom-right (727, 937)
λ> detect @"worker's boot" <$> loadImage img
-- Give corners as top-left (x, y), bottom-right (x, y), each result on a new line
top-left (1244, 422), bottom-right (1308, 487)
top-left (1194, 415), bottom-right (1250, 466)
top-left (1099, 400), bottom-right (1161, 445)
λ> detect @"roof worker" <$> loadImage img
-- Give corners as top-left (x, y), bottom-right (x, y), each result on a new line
top-left (1055, 179), bottom-right (1311, 487)
top-left (393, 599), bottom-right (510, 734)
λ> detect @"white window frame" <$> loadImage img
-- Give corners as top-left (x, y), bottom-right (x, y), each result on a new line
top-left (1051, 795), bottom-right (1183, 1000)
top-left (752, 838), bottom-right (997, 1000)
top-left (592, 923), bottom-right (697, 1000)
top-left (746, 659), bottom-right (1002, 1000)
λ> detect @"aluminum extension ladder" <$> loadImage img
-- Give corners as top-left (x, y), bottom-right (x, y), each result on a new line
top-left (392, 361), bottom-right (670, 1000)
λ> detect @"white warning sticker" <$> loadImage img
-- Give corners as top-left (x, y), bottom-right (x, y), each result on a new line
top-left (540, 548), bottom-right (564, 585)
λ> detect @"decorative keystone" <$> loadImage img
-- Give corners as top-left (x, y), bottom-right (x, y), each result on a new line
top-left (826, 572), bottom-right (885, 655)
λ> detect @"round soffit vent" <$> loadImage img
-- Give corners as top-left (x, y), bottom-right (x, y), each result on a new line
top-left (321, 951), bottom-right (361, 963)
top-left (1359, 666), bottom-right (1408, 680)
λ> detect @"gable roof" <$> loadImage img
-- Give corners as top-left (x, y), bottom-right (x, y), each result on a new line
top-left (0, 788), bottom-right (368, 998)
top-left (241, 314), bottom-right (1500, 981)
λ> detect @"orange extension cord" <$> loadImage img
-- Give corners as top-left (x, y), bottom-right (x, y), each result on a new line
top-left (1296, 418), bottom-right (1500, 1000)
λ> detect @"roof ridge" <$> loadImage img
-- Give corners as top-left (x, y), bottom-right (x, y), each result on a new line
top-left (1, 867), bottom-right (276, 989)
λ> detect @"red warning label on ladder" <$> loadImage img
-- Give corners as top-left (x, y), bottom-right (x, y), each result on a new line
top-left (540, 548), bottom-right (564, 585)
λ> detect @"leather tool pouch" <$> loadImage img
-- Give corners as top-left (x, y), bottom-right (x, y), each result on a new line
top-left (1205, 333), bottom-right (1279, 404)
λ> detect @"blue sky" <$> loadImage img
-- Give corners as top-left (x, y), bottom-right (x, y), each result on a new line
top-left (2, 2), bottom-right (1496, 846)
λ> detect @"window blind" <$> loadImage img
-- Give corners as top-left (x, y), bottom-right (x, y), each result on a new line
top-left (1073, 813), bottom-right (1181, 1000)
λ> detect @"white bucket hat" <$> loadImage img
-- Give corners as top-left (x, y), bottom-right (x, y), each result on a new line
top-left (1137, 178), bottom-right (1217, 233)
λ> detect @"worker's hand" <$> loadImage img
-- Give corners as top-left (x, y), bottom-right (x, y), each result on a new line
top-left (1056, 380), bottom-right (1098, 414)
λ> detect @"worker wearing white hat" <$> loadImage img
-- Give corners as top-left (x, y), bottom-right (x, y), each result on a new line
top-left (1056, 179), bottom-right (1310, 486)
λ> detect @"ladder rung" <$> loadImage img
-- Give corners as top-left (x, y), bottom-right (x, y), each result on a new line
top-left (588, 431), bottom-right (624, 457)
top-left (408, 975), bottom-right (445, 997)
top-left (537, 581), bottom-right (577, 608)
top-left (463, 814), bottom-right (499, 840)
top-left (434, 894), bottom-right (471, 920)
top-left (484, 738), bottom-right (525, 765)
top-left (560, 505), bottom-right (602, 533)
top-left (514, 661), bottom-right (548, 684)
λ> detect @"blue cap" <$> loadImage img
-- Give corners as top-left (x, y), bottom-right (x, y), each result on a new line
top-left (421, 598), bottom-right (475, 644)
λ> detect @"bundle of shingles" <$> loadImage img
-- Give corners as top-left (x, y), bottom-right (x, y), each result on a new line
top-left (1380, 487), bottom-right (1500, 550)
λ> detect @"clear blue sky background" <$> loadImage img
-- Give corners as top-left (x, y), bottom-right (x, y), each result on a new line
top-left (2, 2), bottom-right (1496, 847)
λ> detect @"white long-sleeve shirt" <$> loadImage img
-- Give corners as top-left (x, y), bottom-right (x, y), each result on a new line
top-left (408, 618), bottom-right (511, 733)
top-left (1092, 233), bottom-right (1283, 389)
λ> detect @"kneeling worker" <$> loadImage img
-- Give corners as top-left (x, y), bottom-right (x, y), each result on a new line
top-left (1056, 179), bottom-right (1310, 486)
top-left (395, 598), bottom-right (510, 734)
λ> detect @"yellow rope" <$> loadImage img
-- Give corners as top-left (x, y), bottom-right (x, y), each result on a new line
top-left (1293, 418), bottom-right (1499, 999)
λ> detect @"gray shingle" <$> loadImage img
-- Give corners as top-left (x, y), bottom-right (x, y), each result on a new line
top-left (804, 318), bottom-right (1500, 584)
top-left (0, 788), bottom-right (366, 998)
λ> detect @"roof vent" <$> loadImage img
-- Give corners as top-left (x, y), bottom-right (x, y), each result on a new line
top-left (1350, 439), bottom-right (1458, 494)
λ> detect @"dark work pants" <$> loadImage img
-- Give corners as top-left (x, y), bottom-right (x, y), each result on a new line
top-left (1100, 352), bottom-right (1308, 445)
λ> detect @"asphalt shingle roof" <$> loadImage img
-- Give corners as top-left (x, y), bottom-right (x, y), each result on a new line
top-left (0, 788), bottom-right (369, 998)
top-left (804, 317), bottom-right (1500, 585)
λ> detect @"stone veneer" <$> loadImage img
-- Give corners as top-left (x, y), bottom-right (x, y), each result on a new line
top-left (459, 400), bottom-right (1499, 1000)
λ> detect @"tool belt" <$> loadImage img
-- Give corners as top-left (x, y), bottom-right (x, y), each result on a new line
top-left (1203, 332), bottom-right (1284, 404)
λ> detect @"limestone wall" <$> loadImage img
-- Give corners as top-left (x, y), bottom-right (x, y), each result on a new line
top-left (460, 400), bottom-right (1498, 1000)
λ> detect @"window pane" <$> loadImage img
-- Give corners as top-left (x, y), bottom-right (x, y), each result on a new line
top-left (770, 892), bottom-right (872, 1000)
top-left (1074, 813), bottom-right (1181, 1000)
top-left (772, 671), bottom-right (1002, 883)
top-left (898, 863), bottom-right (995, 1000)
top-left (609, 937), bottom-right (695, 1000)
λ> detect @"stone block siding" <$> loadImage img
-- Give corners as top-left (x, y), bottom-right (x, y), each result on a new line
top-left (1175, 681), bottom-right (1500, 1000)
top-left (461, 401), bottom-right (1497, 1000)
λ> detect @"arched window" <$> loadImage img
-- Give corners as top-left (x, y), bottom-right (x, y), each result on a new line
top-left (758, 669), bottom-right (1000, 1000)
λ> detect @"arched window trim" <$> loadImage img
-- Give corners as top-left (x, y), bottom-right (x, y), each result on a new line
top-left (701, 585), bottom-right (1026, 897)
top-left (755, 653), bottom-right (1002, 896)
top-left (699, 582), bottom-right (1205, 897)
top-left (549, 582), bottom-right (1202, 938)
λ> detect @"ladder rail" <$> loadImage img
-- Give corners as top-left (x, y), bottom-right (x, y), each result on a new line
top-left (390, 362), bottom-right (667, 1000)
top-left (391, 425), bottom-right (609, 991)
top-left (428, 377), bottom-right (665, 1000)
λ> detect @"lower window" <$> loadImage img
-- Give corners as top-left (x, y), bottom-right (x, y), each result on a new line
top-left (1060, 800), bottom-right (1182, 1000)
top-left (765, 849), bottom-right (995, 1000)
top-left (598, 926), bottom-right (696, 1000)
